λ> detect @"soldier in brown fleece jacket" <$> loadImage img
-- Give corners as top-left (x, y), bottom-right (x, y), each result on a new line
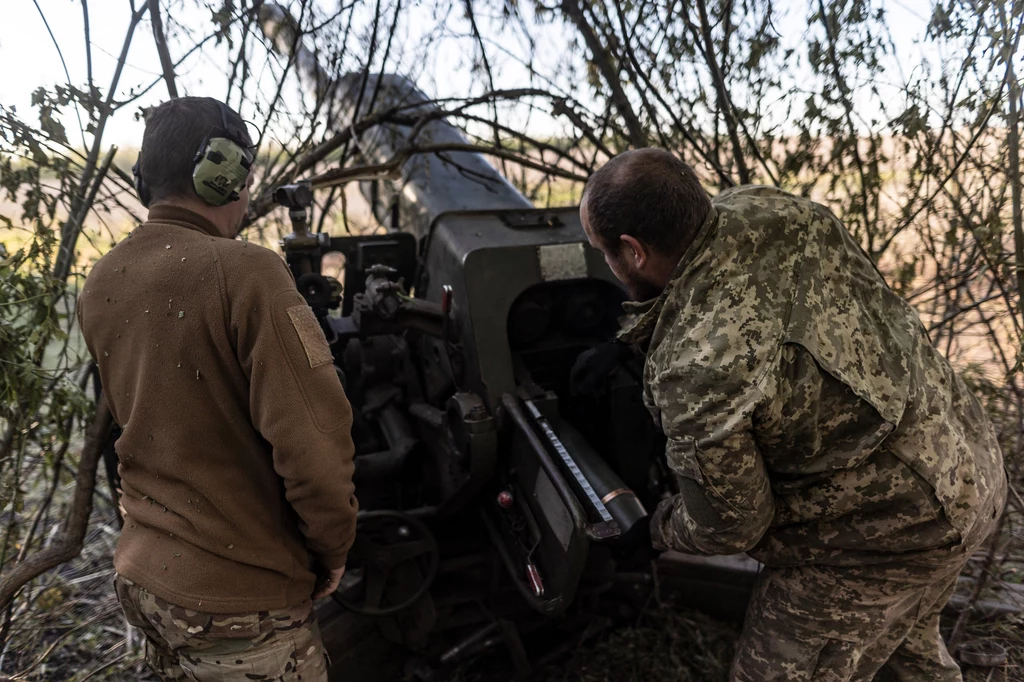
top-left (78, 97), bottom-right (357, 681)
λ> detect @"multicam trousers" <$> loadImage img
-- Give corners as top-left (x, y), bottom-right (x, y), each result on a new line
top-left (730, 502), bottom-right (1003, 682)
top-left (114, 576), bottom-right (327, 682)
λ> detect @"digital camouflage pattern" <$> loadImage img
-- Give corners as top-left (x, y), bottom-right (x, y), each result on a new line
top-left (729, 488), bottom-right (1002, 681)
top-left (731, 553), bottom-right (965, 681)
top-left (620, 185), bottom-right (1006, 565)
top-left (618, 185), bottom-right (1007, 680)
top-left (115, 576), bottom-right (326, 681)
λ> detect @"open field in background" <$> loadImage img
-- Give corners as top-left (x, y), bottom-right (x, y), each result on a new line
top-left (3, 144), bottom-right (1017, 388)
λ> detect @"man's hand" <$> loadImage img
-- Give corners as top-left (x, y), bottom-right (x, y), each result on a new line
top-left (117, 487), bottom-right (127, 519)
top-left (569, 340), bottom-right (630, 395)
top-left (312, 566), bottom-right (346, 600)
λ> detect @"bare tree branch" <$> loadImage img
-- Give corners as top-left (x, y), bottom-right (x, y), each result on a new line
top-left (0, 395), bottom-right (113, 611)
top-left (307, 142), bottom-right (588, 191)
top-left (53, 2), bottom-right (148, 284)
top-left (687, 0), bottom-right (749, 184)
top-left (148, 0), bottom-right (178, 98)
top-left (53, 145), bottom-right (118, 283)
top-left (31, 0), bottom-right (88, 149)
top-left (998, 3), bottom-right (1024, 331)
top-left (560, 0), bottom-right (646, 148)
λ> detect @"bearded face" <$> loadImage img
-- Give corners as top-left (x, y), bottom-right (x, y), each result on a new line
top-left (605, 248), bottom-right (664, 302)
top-left (580, 197), bottom-right (668, 302)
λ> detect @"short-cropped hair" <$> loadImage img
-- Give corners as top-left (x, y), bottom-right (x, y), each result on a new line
top-left (583, 148), bottom-right (711, 257)
top-left (140, 97), bottom-right (252, 204)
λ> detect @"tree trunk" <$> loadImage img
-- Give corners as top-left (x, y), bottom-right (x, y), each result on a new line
top-left (0, 395), bottom-right (113, 610)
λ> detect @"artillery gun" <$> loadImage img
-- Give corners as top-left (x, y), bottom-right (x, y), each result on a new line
top-left (267, 74), bottom-right (673, 679)
top-left (254, 6), bottom-right (685, 675)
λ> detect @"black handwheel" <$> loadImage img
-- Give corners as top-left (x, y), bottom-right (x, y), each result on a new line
top-left (332, 511), bottom-right (439, 617)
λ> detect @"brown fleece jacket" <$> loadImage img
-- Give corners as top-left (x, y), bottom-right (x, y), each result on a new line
top-left (78, 204), bottom-right (357, 614)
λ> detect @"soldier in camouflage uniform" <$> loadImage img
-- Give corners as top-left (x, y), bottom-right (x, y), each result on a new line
top-left (115, 578), bottom-right (326, 681)
top-left (575, 149), bottom-right (1006, 681)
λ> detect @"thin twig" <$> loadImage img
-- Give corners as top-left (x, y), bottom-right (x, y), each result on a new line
top-left (147, 0), bottom-right (178, 98)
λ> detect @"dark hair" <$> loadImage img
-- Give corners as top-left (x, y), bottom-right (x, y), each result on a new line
top-left (139, 97), bottom-right (252, 204)
top-left (582, 148), bottom-right (711, 257)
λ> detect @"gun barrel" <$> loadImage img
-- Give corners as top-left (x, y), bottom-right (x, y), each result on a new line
top-left (259, 3), bottom-right (532, 239)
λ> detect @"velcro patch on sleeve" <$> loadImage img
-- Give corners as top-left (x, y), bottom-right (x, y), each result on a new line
top-left (286, 304), bottom-right (333, 368)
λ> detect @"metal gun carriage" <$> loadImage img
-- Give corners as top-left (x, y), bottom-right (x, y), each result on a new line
top-left (263, 60), bottom-right (674, 679)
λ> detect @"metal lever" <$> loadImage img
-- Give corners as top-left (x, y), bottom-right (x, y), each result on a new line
top-left (441, 284), bottom-right (453, 344)
top-left (441, 284), bottom-right (453, 316)
top-left (440, 284), bottom-right (464, 389)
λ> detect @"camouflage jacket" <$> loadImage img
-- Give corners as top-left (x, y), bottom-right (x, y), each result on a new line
top-left (622, 186), bottom-right (1006, 566)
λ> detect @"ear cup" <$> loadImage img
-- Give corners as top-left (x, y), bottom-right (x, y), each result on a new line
top-left (132, 153), bottom-right (151, 208)
top-left (192, 137), bottom-right (253, 207)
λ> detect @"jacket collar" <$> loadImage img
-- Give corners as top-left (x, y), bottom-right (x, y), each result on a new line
top-left (145, 204), bottom-right (223, 238)
top-left (618, 205), bottom-right (719, 346)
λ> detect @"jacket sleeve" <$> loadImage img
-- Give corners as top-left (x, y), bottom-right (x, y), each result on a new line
top-left (649, 363), bottom-right (774, 555)
top-left (226, 247), bottom-right (358, 569)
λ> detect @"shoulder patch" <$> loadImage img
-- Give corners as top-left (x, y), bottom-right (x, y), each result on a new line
top-left (286, 305), bottom-right (333, 368)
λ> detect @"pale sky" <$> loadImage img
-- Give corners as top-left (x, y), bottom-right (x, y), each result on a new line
top-left (2, 0), bottom-right (245, 147)
top-left (0, 0), bottom-right (948, 152)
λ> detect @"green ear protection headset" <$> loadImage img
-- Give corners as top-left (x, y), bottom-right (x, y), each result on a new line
top-left (132, 101), bottom-right (255, 208)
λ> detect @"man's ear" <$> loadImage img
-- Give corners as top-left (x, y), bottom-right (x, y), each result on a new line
top-left (620, 234), bottom-right (648, 269)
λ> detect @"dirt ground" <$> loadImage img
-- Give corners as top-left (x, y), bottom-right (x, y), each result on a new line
top-left (5, 508), bottom-right (1022, 682)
